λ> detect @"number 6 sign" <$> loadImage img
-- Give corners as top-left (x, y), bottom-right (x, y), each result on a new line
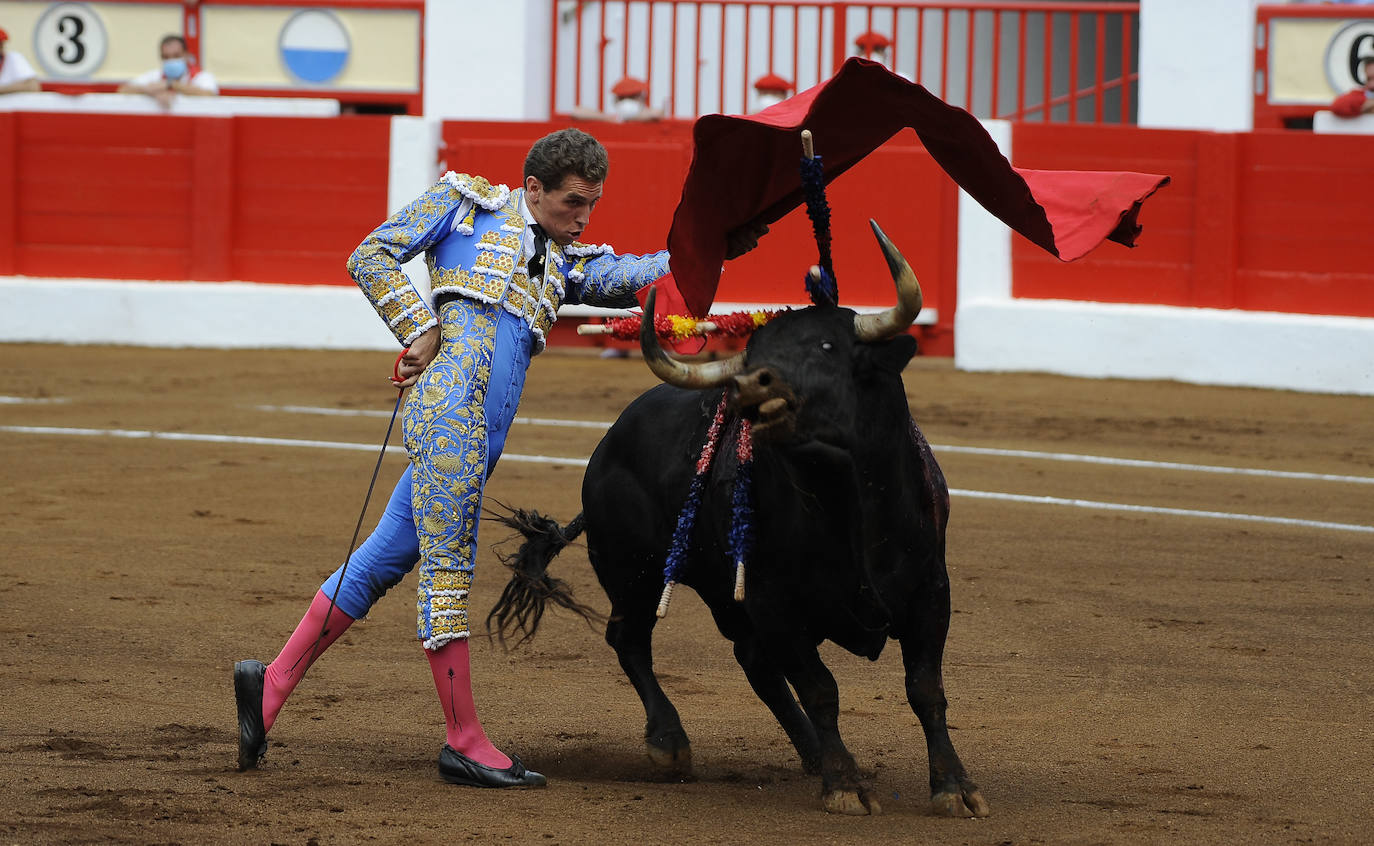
top-left (34, 2), bottom-right (109, 79)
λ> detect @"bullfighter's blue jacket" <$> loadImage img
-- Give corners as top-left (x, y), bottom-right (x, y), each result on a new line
top-left (347, 171), bottom-right (670, 353)
top-left (340, 171), bottom-right (670, 649)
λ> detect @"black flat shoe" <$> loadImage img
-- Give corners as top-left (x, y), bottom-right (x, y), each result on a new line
top-left (234, 660), bottom-right (268, 771)
top-left (438, 744), bottom-right (547, 788)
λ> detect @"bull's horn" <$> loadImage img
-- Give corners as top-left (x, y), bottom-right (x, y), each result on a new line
top-left (853, 219), bottom-right (924, 342)
top-left (639, 287), bottom-right (746, 388)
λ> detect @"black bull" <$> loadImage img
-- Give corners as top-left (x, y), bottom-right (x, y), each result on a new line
top-left (488, 221), bottom-right (989, 817)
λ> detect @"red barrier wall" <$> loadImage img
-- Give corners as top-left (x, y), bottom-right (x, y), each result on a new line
top-left (0, 112), bottom-right (957, 353)
top-left (13, 112), bottom-right (198, 280)
top-left (1, 113), bottom-right (389, 286)
top-left (441, 120), bottom-right (960, 354)
top-left (0, 115), bottom-right (18, 279)
top-left (230, 118), bottom-right (391, 284)
top-left (8, 114), bottom-right (1367, 355)
top-left (1011, 123), bottom-right (1374, 319)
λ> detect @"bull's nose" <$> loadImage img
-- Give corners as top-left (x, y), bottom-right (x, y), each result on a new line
top-left (732, 367), bottom-right (779, 405)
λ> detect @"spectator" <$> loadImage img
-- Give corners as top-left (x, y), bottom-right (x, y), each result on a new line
top-left (0, 28), bottom-right (40, 94)
top-left (570, 76), bottom-right (664, 122)
top-left (118, 34), bottom-right (218, 106)
top-left (855, 30), bottom-right (892, 65)
top-left (855, 30), bottom-right (912, 81)
top-left (753, 73), bottom-right (793, 110)
top-left (1331, 55), bottom-right (1374, 118)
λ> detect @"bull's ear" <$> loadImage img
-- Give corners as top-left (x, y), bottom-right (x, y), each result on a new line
top-left (857, 333), bottom-right (918, 374)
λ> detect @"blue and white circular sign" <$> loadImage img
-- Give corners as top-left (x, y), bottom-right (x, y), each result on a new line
top-left (278, 9), bottom-right (351, 85)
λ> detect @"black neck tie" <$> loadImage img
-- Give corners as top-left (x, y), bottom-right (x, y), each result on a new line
top-left (527, 223), bottom-right (549, 278)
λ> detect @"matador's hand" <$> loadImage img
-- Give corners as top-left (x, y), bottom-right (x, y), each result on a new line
top-left (392, 326), bottom-right (439, 388)
top-left (724, 220), bottom-right (769, 260)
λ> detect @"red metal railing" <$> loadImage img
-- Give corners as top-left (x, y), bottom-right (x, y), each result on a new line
top-left (550, 0), bottom-right (1139, 123)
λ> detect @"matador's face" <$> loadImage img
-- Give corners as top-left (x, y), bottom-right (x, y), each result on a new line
top-left (525, 175), bottom-right (603, 247)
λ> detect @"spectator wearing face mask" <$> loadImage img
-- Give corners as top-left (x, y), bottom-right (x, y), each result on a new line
top-left (570, 76), bottom-right (664, 122)
top-left (0, 28), bottom-right (41, 94)
top-left (118, 34), bottom-right (218, 106)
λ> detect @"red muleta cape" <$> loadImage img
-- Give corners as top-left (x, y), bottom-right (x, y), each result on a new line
top-left (660, 57), bottom-right (1170, 318)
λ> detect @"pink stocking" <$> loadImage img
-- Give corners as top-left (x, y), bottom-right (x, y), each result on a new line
top-left (425, 639), bottom-right (511, 769)
top-left (262, 591), bottom-right (354, 732)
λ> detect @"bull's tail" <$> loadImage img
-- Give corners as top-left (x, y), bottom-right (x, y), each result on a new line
top-left (484, 503), bottom-right (601, 649)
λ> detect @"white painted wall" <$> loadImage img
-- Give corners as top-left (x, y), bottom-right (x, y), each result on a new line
top-left (955, 120), bottom-right (1013, 303)
top-left (1138, 0), bottom-right (1263, 131)
top-left (955, 300), bottom-right (1374, 397)
top-left (0, 279), bottom-right (399, 351)
top-left (1313, 109), bottom-right (1374, 133)
top-left (423, 0), bottom-right (552, 120)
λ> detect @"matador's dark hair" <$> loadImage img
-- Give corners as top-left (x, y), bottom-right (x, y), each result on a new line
top-left (523, 128), bottom-right (609, 190)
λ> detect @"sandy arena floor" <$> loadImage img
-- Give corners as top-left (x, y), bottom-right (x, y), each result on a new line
top-left (1, 343), bottom-right (1371, 845)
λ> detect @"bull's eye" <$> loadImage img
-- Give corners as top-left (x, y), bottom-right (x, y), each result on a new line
top-left (820, 341), bottom-right (834, 352)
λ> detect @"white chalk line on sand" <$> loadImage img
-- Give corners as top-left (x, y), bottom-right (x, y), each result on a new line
top-left (3, 423), bottom-right (1371, 535)
top-left (255, 403), bottom-right (1374, 487)
top-left (256, 404), bottom-right (613, 430)
top-left (949, 489), bottom-right (1374, 535)
top-left (0, 424), bottom-right (579, 466)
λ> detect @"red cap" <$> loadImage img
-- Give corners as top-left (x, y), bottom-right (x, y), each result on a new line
top-left (0, 28), bottom-right (10, 42)
top-left (611, 76), bottom-right (647, 99)
top-left (753, 73), bottom-right (792, 94)
top-left (855, 30), bottom-right (890, 51)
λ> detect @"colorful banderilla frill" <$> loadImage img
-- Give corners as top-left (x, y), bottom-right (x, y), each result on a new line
top-left (593, 309), bottom-right (781, 342)
top-left (799, 130), bottom-right (839, 307)
top-left (727, 418), bottom-right (754, 601)
top-left (658, 393), bottom-right (756, 616)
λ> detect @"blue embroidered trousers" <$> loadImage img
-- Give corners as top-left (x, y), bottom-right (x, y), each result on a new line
top-left (319, 297), bottom-right (531, 648)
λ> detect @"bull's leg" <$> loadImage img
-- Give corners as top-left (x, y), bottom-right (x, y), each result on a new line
top-left (703, 598), bottom-right (818, 769)
top-left (704, 600), bottom-right (822, 773)
top-left (604, 606), bottom-right (692, 776)
top-left (771, 640), bottom-right (880, 815)
top-left (897, 579), bottom-right (991, 818)
top-left (734, 639), bottom-right (823, 774)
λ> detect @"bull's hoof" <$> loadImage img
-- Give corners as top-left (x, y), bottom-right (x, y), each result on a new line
top-left (931, 788), bottom-right (991, 818)
top-left (645, 739), bottom-right (692, 776)
top-left (822, 789), bottom-right (881, 816)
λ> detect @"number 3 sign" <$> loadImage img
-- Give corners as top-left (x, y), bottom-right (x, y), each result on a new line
top-left (34, 2), bottom-right (109, 79)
